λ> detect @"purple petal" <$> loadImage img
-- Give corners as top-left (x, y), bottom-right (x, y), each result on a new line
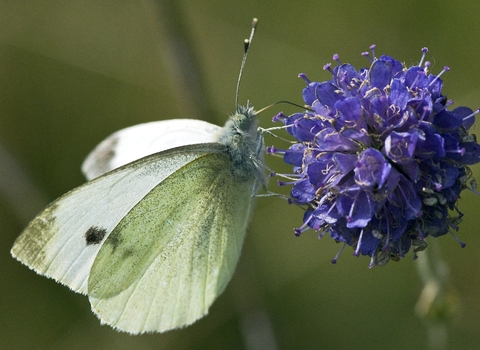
top-left (315, 128), bottom-right (363, 152)
top-left (284, 143), bottom-right (305, 166)
top-left (291, 178), bottom-right (317, 203)
top-left (335, 97), bottom-right (363, 125)
top-left (453, 106), bottom-right (475, 130)
top-left (388, 79), bottom-right (409, 111)
top-left (369, 59), bottom-right (392, 90)
top-left (315, 82), bottom-right (343, 110)
top-left (432, 109), bottom-right (463, 132)
top-left (354, 148), bottom-right (391, 188)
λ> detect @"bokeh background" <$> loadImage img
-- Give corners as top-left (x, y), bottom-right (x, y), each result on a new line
top-left (2, 1), bottom-right (480, 349)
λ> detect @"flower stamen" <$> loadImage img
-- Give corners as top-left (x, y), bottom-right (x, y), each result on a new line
top-left (354, 229), bottom-right (365, 257)
top-left (429, 66), bottom-right (450, 87)
top-left (331, 242), bottom-right (347, 264)
top-left (419, 47), bottom-right (429, 67)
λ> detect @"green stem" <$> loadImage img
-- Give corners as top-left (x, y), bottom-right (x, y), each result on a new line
top-left (415, 239), bottom-right (456, 350)
top-left (148, 0), bottom-right (216, 121)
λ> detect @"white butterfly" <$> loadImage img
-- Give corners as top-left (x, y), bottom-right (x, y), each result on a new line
top-left (11, 19), bottom-right (266, 334)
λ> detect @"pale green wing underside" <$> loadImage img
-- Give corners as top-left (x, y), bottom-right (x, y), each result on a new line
top-left (88, 152), bottom-right (255, 334)
top-left (11, 144), bottom-right (224, 294)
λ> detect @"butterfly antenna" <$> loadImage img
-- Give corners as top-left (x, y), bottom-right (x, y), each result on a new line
top-left (235, 18), bottom-right (258, 109)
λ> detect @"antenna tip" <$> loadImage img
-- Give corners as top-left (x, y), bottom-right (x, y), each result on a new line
top-left (236, 18), bottom-right (258, 108)
top-left (243, 39), bottom-right (250, 52)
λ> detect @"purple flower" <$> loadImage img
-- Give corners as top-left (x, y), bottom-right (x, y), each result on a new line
top-left (271, 46), bottom-right (480, 266)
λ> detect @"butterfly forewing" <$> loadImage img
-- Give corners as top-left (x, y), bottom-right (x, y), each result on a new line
top-left (11, 145), bottom-right (223, 294)
top-left (88, 151), bottom-right (255, 334)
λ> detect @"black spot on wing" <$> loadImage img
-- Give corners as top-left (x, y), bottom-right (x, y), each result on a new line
top-left (85, 226), bottom-right (107, 245)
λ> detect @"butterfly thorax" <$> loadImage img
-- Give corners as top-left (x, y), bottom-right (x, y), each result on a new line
top-left (217, 105), bottom-right (264, 183)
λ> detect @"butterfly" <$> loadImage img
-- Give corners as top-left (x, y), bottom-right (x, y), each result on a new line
top-left (11, 18), bottom-right (265, 334)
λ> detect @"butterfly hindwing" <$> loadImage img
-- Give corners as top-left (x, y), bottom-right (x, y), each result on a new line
top-left (11, 144), bottom-right (224, 294)
top-left (88, 151), bottom-right (256, 334)
top-left (82, 119), bottom-right (222, 180)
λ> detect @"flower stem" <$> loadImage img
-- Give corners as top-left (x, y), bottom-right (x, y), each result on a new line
top-left (415, 239), bottom-right (457, 350)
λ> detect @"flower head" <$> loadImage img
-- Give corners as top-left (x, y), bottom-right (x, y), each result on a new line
top-left (271, 46), bottom-right (480, 266)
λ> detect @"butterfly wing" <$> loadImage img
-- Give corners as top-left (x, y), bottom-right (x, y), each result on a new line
top-left (82, 119), bottom-right (221, 180)
top-left (11, 144), bottom-right (224, 294)
top-left (88, 151), bottom-right (256, 334)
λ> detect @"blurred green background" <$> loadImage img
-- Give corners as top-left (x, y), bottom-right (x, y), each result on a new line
top-left (2, 1), bottom-right (480, 349)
